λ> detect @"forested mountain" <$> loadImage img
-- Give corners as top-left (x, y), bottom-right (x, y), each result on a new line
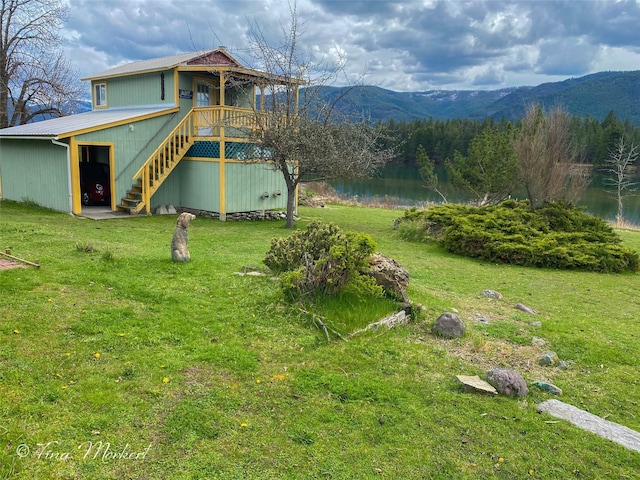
top-left (311, 71), bottom-right (640, 124)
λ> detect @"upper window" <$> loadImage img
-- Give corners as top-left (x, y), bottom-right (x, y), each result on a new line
top-left (94, 83), bottom-right (107, 108)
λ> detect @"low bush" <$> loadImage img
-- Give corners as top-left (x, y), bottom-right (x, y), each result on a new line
top-left (264, 221), bottom-right (383, 299)
top-left (396, 200), bottom-right (639, 272)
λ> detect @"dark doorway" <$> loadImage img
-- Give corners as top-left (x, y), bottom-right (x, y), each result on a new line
top-left (79, 145), bottom-right (112, 207)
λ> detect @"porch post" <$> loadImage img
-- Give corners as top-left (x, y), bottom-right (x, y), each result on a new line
top-left (219, 72), bottom-right (226, 221)
top-left (69, 136), bottom-right (81, 214)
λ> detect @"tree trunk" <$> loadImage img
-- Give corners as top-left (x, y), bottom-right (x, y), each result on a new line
top-left (285, 183), bottom-right (297, 228)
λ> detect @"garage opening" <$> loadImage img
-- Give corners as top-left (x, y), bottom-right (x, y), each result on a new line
top-left (79, 145), bottom-right (112, 207)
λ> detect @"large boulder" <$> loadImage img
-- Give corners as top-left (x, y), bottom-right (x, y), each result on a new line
top-left (486, 368), bottom-right (529, 397)
top-left (368, 253), bottom-right (410, 302)
top-left (431, 312), bottom-right (465, 338)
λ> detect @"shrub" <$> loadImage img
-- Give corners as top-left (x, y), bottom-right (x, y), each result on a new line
top-left (396, 201), bottom-right (639, 273)
top-left (264, 221), bottom-right (383, 299)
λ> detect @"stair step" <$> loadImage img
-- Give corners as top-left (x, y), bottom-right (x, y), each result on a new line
top-left (126, 190), bottom-right (142, 199)
top-left (118, 133), bottom-right (195, 214)
top-left (120, 197), bottom-right (141, 207)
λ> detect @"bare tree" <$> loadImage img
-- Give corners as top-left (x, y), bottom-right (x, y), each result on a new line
top-left (604, 136), bottom-right (638, 226)
top-left (0, 0), bottom-right (83, 128)
top-left (513, 104), bottom-right (590, 211)
top-left (245, 1), bottom-right (396, 227)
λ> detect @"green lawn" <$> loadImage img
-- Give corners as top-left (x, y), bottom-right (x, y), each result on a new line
top-left (1, 200), bottom-right (639, 479)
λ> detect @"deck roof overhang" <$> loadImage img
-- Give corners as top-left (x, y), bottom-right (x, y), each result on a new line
top-left (81, 48), bottom-right (306, 87)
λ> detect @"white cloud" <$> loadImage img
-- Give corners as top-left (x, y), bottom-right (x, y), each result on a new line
top-left (62, 0), bottom-right (640, 92)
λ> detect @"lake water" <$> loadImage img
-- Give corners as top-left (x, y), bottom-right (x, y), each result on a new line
top-left (330, 163), bottom-right (640, 223)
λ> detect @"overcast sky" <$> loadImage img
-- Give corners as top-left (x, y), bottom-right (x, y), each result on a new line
top-left (63, 0), bottom-right (640, 92)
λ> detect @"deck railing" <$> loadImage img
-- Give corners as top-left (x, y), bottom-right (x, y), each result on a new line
top-left (193, 106), bottom-right (269, 137)
top-left (131, 111), bottom-right (195, 213)
top-left (125, 106), bottom-right (287, 213)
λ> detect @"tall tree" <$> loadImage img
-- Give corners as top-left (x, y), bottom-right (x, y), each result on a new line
top-left (416, 144), bottom-right (447, 203)
top-left (0, 0), bottom-right (83, 128)
top-left (246, 1), bottom-right (396, 227)
top-left (604, 136), bottom-right (638, 226)
top-left (446, 126), bottom-right (518, 206)
top-left (513, 105), bottom-right (590, 211)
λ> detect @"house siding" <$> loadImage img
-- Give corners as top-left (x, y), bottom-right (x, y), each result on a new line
top-left (0, 140), bottom-right (70, 211)
top-left (100, 71), bottom-right (177, 109)
top-left (75, 112), bottom-right (181, 202)
top-left (225, 162), bottom-right (287, 212)
top-left (179, 160), bottom-right (221, 212)
top-left (0, 49), bottom-right (296, 218)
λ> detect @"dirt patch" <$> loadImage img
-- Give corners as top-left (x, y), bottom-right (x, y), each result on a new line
top-left (448, 338), bottom-right (563, 381)
top-left (0, 258), bottom-right (26, 270)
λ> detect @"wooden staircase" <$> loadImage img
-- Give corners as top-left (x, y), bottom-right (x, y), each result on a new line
top-left (118, 113), bottom-right (195, 214)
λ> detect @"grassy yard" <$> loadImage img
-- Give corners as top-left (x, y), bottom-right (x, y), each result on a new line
top-left (0, 200), bottom-right (639, 479)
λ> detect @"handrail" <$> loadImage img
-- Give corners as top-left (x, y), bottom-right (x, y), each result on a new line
top-left (132, 110), bottom-right (195, 213)
top-left (115, 111), bottom-right (178, 183)
top-left (192, 106), bottom-right (269, 134)
top-left (128, 105), bottom-right (285, 214)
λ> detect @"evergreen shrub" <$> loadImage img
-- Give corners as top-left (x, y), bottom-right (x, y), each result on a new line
top-left (396, 200), bottom-right (639, 273)
top-left (264, 221), bottom-right (383, 299)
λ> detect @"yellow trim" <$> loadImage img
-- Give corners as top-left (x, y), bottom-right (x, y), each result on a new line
top-left (192, 76), bottom-right (218, 108)
top-left (176, 65), bottom-right (306, 85)
top-left (69, 137), bottom-right (81, 214)
top-left (219, 139), bottom-right (226, 215)
top-left (77, 141), bottom-right (116, 211)
top-left (219, 72), bottom-right (225, 107)
top-left (182, 157), bottom-right (220, 163)
top-left (173, 67), bottom-right (179, 106)
top-left (93, 82), bottom-right (108, 109)
top-left (181, 156), bottom-right (278, 165)
top-left (57, 107), bottom-right (180, 139)
top-left (109, 146), bottom-right (115, 210)
top-left (82, 67), bottom-right (173, 82)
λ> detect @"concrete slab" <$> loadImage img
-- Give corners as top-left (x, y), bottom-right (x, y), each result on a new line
top-left (77, 207), bottom-right (138, 220)
top-left (538, 399), bottom-right (640, 453)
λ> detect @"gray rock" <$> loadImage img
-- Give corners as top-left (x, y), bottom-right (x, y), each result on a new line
top-left (166, 204), bottom-right (177, 214)
top-left (532, 336), bottom-right (546, 347)
top-left (473, 313), bottom-right (489, 324)
top-left (368, 253), bottom-right (410, 302)
top-left (539, 351), bottom-right (559, 366)
top-left (486, 368), bottom-right (529, 397)
top-left (481, 289), bottom-right (503, 300)
top-left (558, 360), bottom-right (569, 370)
top-left (155, 205), bottom-right (168, 215)
top-left (431, 312), bottom-right (465, 338)
top-left (538, 399), bottom-right (640, 453)
top-left (516, 303), bottom-right (537, 314)
top-left (456, 375), bottom-right (498, 395)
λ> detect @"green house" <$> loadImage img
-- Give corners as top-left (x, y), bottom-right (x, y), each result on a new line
top-left (0, 48), bottom-right (296, 219)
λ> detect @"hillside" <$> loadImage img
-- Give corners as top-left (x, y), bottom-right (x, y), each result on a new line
top-left (26, 71), bottom-right (640, 125)
top-left (311, 70), bottom-right (640, 124)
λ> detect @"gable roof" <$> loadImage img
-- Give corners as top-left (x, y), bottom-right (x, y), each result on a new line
top-left (82, 48), bottom-right (242, 81)
top-left (0, 106), bottom-right (176, 139)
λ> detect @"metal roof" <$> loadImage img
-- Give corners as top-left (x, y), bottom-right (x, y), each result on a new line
top-left (0, 106), bottom-right (176, 139)
top-left (82, 49), bottom-right (237, 80)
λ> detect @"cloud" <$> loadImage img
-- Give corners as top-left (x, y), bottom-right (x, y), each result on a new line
top-left (63, 0), bottom-right (640, 92)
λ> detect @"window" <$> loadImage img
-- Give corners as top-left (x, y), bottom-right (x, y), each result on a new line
top-left (94, 83), bottom-right (107, 107)
top-left (195, 81), bottom-right (212, 107)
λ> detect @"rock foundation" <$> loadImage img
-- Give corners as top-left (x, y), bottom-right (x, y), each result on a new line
top-left (177, 208), bottom-right (293, 221)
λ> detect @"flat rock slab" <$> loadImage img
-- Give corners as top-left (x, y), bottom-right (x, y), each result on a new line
top-left (456, 375), bottom-right (498, 395)
top-left (538, 399), bottom-right (640, 453)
